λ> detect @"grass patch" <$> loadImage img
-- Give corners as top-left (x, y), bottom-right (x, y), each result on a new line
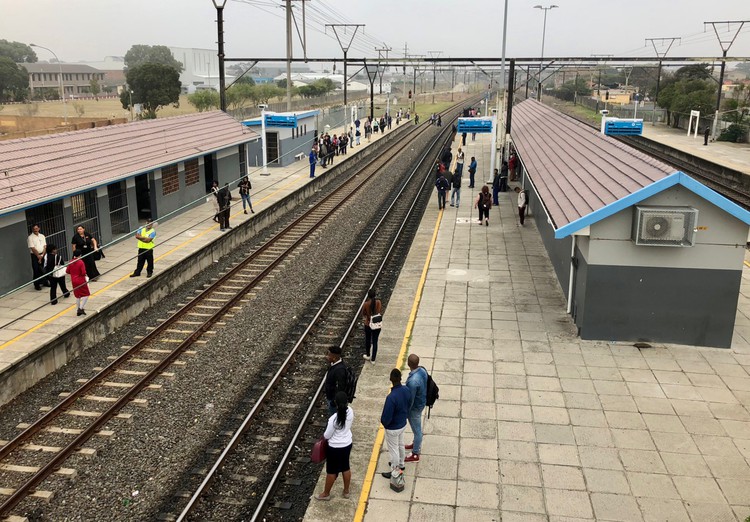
top-left (0, 95), bottom-right (198, 120)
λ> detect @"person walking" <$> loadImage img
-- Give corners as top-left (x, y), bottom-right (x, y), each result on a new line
top-left (218, 183), bottom-right (232, 231)
top-left (435, 172), bottom-right (450, 210)
top-left (239, 176), bottom-right (254, 214)
top-left (66, 250), bottom-right (90, 316)
top-left (210, 180), bottom-right (221, 223)
top-left (314, 391), bottom-right (353, 501)
top-left (437, 114), bottom-right (442, 127)
top-left (461, 132), bottom-right (467, 146)
top-left (27, 224), bottom-right (48, 290)
top-left (71, 225), bottom-right (100, 281)
top-left (499, 160), bottom-right (509, 193)
top-left (414, 114), bottom-right (419, 125)
top-left (492, 168), bottom-right (501, 206)
top-left (309, 147), bottom-right (318, 178)
top-left (404, 354), bottom-right (428, 463)
top-left (380, 368), bottom-right (412, 486)
top-left (704, 126), bottom-right (710, 146)
top-left (455, 147), bottom-right (465, 176)
top-left (468, 156), bottom-right (477, 188)
top-left (44, 244), bottom-right (70, 305)
top-left (476, 185), bottom-right (492, 226)
top-left (450, 167), bottom-right (462, 208)
top-left (515, 186), bottom-right (528, 226)
top-left (324, 346), bottom-right (348, 415)
top-left (441, 147), bottom-right (453, 173)
top-left (362, 288), bottom-right (382, 364)
top-left (130, 221), bottom-right (156, 278)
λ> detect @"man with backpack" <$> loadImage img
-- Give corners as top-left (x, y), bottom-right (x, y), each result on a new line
top-left (404, 354), bottom-right (427, 463)
top-left (325, 346), bottom-right (349, 415)
top-left (435, 172), bottom-right (450, 210)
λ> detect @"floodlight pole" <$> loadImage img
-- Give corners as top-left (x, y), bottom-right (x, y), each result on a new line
top-left (534, 5), bottom-right (558, 101)
top-left (645, 37), bottom-right (680, 126)
top-left (30, 44), bottom-right (67, 124)
top-left (211, 0), bottom-right (228, 112)
top-left (498, 0), bottom-right (509, 160)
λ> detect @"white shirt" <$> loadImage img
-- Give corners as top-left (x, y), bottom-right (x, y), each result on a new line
top-left (518, 191), bottom-right (527, 208)
top-left (457, 151), bottom-right (465, 164)
top-left (324, 406), bottom-right (354, 448)
top-left (27, 233), bottom-right (46, 254)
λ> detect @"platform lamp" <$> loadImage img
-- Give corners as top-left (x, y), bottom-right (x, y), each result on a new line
top-left (30, 43), bottom-right (67, 125)
top-left (212, 0), bottom-right (228, 112)
top-left (533, 4), bottom-right (558, 101)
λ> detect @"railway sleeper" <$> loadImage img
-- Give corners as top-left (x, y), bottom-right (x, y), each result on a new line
top-left (15, 424), bottom-right (114, 437)
top-left (0, 441), bottom-right (96, 458)
top-left (0, 488), bottom-right (54, 502)
top-left (0, 463), bottom-right (76, 478)
top-left (38, 407), bottom-right (133, 422)
top-left (76, 379), bottom-right (162, 390)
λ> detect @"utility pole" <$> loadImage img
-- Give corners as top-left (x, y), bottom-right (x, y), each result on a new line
top-left (326, 24), bottom-right (364, 108)
top-left (498, 0), bottom-right (509, 160)
top-left (645, 38), bottom-right (680, 126)
top-left (704, 21), bottom-right (747, 139)
top-left (402, 42), bottom-right (408, 99)
top-left (285, 0), bottom-right (293, 110)
top-left (375, 45), bottom-right (392, 94)
top-left (428, 50), bottom-right (442, 104)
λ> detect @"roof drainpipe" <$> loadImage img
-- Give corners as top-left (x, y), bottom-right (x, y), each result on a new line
top-left (566, 235), bottom-right (576, 315)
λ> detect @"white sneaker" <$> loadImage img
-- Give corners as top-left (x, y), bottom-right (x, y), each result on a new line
top-left (370, 359), bottom-right (375, 365)
top-left (363, 354), bottom-right (371, 360)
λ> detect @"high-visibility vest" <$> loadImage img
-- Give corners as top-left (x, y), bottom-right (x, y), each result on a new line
top-left (137, 227), bottom-right (156, 250)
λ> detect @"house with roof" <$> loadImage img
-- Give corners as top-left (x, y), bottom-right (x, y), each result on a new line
top-left (511, 99), bottom-right (750, 348)
top-left (0, 111), bottom-right (259, 295)
top-left (242, 110), bottom-right (319, 167)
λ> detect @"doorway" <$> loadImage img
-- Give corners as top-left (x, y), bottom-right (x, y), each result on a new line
top-left (204, 153), bottom-right (217, 192)
top-left (135, 173), bottom-right (152, 221)
top-left (266, 132), bottom-right (279, 165)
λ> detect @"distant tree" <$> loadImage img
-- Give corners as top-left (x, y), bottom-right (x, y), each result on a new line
top-left (628, 67), bottom-right (659, 98)
top-left (226, 83), bottom-right (255, 110)
top-left (550, 78), bottom-right (591, 102)
top-left (32, 87), bottom-right (59, 101)
top-left (657, 75), bottom-right (716, 128)
top-left (673, 63), bottom-right (712, 82)
top-left (276, 78), bottom-right (288, 89)
top-left (0, 57), bottom-right (28, 102)
top-left (72, 102), bottom-right (85, 117)
top-left (89, 78), bottom-right (101, 100)
top-left (315, 78), bottom-right (336, 94)
top-left (120, 63), bottom-right (181, 119)
top-left (124, 44), bottom-right (183, 73)
top-left (234, 75), bottom-right (255, 86)
top-left (187, 90), bottom-right (219, 112)
top-left (736, 62), bottom-right (750, 76)
top-left (253, 84), bottom-right (283, 104)
top-left (0, 39), bottom-right (37, 63)
top-left (722, 83), bottom-right (750, 124)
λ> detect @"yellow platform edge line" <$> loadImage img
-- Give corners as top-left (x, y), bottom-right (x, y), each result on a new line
top-left (353, 207), bottom-right (444, 522)
top-left (0, 175), bottom-right (304, 352)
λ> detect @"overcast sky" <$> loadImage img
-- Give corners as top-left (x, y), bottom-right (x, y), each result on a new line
top-left (1, 0), bottom-right (749, 64)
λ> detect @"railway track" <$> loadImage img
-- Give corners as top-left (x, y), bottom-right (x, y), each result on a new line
top-left (0, 96), bottom-right (479, 520)
top-left (166, 103), bottom-right (468, 521)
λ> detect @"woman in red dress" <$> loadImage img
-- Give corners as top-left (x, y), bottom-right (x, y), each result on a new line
top-left (66, 250), bottom-right (90, 316)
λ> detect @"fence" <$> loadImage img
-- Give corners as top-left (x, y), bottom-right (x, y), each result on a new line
top-left (228, 91), bottom-right (370, 120)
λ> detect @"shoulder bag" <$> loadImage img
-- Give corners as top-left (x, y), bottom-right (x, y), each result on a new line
top-left (311, 436), bottom-right (328, 463)
top-left (369, 300), bottom-right (383, 330)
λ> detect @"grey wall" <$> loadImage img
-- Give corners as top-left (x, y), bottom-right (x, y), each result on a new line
top-left (278, 133), bottom-right (315, 168)
top-left (216, 148), bottom-right (241, 187)
top-left (579, 264), bottom-right (741, 348)
top-left (96, 186), bottom-right (113, 245)
top-left (126, 178), bottom-right (140, 230)
top-left (0, 212), bottom-right (34, 293)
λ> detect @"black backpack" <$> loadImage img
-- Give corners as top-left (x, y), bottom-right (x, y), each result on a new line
top-left (420, 366), bottom-right (440, 418)
top-left (344, 365), bottom-right (359, 403)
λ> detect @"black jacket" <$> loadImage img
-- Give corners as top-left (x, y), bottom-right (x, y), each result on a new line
top-left (44, 253), bottom-right (64, 277)
top-left (325, 360), bottom-right (348, 401)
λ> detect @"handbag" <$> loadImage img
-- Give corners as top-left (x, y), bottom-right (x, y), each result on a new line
top-left (311, 436), bottom-right (328, 463)
top-left (370, 313), bottom-right (383, 330)
top-left (53, 262), bottom-right (66, 279)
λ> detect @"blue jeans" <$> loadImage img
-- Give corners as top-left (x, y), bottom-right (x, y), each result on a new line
top-left (327, 399), bottom-right (336, 416)
top-left (310, 163), bottom-right (316, 178)
top-left (455, 162), bottom-right (464, 175)
top-left (408, 408), bottom-right (424, 454)
top-left (450, 187), bottom-right (461, 207)
top-left (437, 190), bottom-right (446, 209)
top-left (241, 193), bottom-right (252, 210)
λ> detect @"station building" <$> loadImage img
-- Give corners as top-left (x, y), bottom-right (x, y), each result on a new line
top-left (511, 99), bottom-right (750, 348)
top-left (0, 111), bottom-right (259, 295)
top-left (242, 110), bottom-right (319, 167)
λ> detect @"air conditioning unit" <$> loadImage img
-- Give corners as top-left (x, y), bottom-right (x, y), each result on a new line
top-left (632, 206), bottom-right (698, 247)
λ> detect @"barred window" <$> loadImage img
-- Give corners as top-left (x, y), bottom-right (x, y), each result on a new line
top-left (162, 164), bottom-right (179, 195)
top-left (185, 158), bottom-right (199, 186)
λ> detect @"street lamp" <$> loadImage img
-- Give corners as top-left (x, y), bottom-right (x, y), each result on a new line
top-left (533, 4), bottom-right (558, 101)
top-left (212, 0), bottom-right (228, 112)
top-left (30, 43), bottom-right (67, 124)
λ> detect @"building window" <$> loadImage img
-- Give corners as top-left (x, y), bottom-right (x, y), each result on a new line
top-left (304, 124), bottom-right (307, 135)
top-left (70, 190), bottom-right (101, 245)
top-left (162, 164), bottom-right (179, 195)
top-left (239, 144), bottom-right (247, 178)
top-left (185, 158), bottom-right (199, 186)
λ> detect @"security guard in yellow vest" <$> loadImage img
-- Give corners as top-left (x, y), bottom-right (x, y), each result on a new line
top-left (130, 222), bottom-right (156, 278)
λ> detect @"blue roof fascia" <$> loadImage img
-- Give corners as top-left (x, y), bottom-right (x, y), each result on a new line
top-left (554, 171), bottom-right (750, 239)
top-left (241, 109), bottom-right (320, 127)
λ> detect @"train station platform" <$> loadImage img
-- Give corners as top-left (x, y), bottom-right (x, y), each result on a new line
top-left (0, 122), bottom-right (400, 404)
top-left (304, 131), bottom-right (750, 522)
top-left (637, 124), bottom-right (749, 176)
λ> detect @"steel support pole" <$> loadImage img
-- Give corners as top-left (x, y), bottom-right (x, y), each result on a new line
top-left (652, 60), bottom-right (662, 126)
top-left (217, 5), bottom-right (227, 112)
top-left (285, 0), bottom-right (293, 110)
top-left (506, 59), bottom-right (515, 138)
top-left (343, 50), bottom-right (348, 106)
top-left (712, 49), bottom-right (727, 139)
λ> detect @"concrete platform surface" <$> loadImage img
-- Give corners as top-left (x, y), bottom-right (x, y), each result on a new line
top-left (303, 131), bottom-right (750, 522)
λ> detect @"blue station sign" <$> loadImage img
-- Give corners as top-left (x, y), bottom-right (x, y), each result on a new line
top-left (265, 114), bottom-right (298, 128)
top-left (603, 118), bottom-right (643, 136)
top-left (456, 117), bottom-right (493, 134)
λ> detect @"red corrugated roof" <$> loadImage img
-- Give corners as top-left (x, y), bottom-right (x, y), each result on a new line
top-left (511, 99), bottom-right (675, 229)
top-left (0, 111), bottom-right (259, 215)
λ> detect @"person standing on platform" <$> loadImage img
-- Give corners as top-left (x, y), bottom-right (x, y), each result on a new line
top-left (468, 156), bottom-right (477, 188)
top-left (404, 354), bottom-right (428, 463)
top-left (499, 160), bottom-right (509, 193)
top-left (130, 221), bottom-right (156, 278)
top-left (71, 225), bottom-right (100, 281)
top-left (309, 147), bottom-right (318, 178)
top-left (44, 244), bottom-right (69, 305)
top-left (515, 186), bottom-right (528, 226)
top-left (238, 176), bottom-right (254, 214)
top-left (380, 368), bottom-right (411, 484)
top-left (455, 147), bottom-right (465, 176)
top-left (441, 147), bottom-right (452, 173)
top-left (361, 288), bottom-right (382, 364)
top-left (704, 126), bottom-right (710, 146)
top-left (314, 391), bottom-right (354, 501)
top-left (210, 180), bottom-right (220, 223)
top-left (509, 151), bottom-right (518, 181)
top-left (324, 346), bottom-right (348, 415)
top-left (218, 183), bottom-right (232, 231)
top-left (476, 185), bottom-right (493, 226)
top-left (435, 172), bottom-right (450, 210)
top-left (450, 167), bottom-right (462, 208)
top-left (492, 168), bottom-right (501, 206)
top-left (66, 250), bottom-right (90, 316)
top-left (27, 224), bottom-right (48, 290)
top-left (414, 114), bottom-right (419, 125)
top-left (461, 132), bottom-right (467, 146)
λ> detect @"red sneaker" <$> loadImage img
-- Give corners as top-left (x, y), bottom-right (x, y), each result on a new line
top-left (404, 453), bottom-right (420, 463)
top-left (405, 443), bottom-right (414, 450)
